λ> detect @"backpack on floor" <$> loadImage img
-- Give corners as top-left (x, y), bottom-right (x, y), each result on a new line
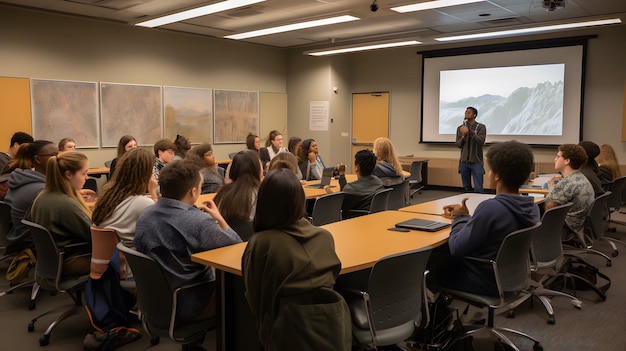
top-left (547, 255), bottom-right (611, 301)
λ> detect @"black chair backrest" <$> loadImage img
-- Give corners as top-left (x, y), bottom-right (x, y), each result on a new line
top-left (533, 203), bottom-right (572, 264)
top-left (409, 161), bottom-right (425, 184)
top-left (227, 218), bottom-right (253, 241)
top-left (0, 201), bottom-right (12, 248)
top-left (367, 247), bottom-right (432, 330)
top-left (369, 188), bottom-right (393, 214)
top-left (495, 222), bottom-right (541, 294)
top-left (83, 177), bottom-right (98, 194)
top-left (117, 243), bottom-right (173, 331)
top-left (311, 192), bottom-right (345, 226)
top-left (585, 191), bottom-right (611, 240)
top-left (104, 160), bottom-right (112, 168)
top-left (607, 176), bottom-right (626, 211)
top-left (386, 180), bottom-right (409, 210)
top-left (21, 220), bottom-right (62, 281)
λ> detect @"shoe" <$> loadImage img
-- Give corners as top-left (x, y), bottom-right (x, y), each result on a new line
top-left (84, 327), bottom-right (142, 350)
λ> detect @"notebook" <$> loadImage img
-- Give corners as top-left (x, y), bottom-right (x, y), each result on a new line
top-left (395, 218), bottom-right (451, 232)
top-left (305, 167), bottom-right (336, 188)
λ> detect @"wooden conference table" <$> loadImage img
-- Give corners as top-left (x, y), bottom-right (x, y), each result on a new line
top-left (399, 193), bottom-right (545, 216)
top-left (191, 210), bottom-right (451, 351)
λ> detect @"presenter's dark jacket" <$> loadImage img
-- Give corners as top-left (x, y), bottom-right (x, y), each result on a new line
top-left (455, 122), bottom-right (486, 164)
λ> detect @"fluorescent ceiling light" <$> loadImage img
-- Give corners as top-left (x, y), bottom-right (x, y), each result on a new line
top-left (436, 18), bottom-right (622, 41)
top-left (136, 0), bottom-right (266, 28)
top-left (225, 15), bottom-right (360, 40)
top-left (307, 40), bottom-right (422, 56)
top-left (392, 0), bottom-right (484, 13)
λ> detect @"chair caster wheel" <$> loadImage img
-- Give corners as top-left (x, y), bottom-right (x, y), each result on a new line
top-left (607, 260), bottom-right (612, 267)
top-left (28, 300), bottom-right (36, 310)
top-left (28, 322), bottom-right (35, 332)
top-left (547, 316), bottom-right (555, 325)
top-left (533, 342), bottom-right (543, 351)
top-left (611, 250), bottom-right (618, 257)
top-left (506, 310), bottom-right (515, 318)
top-left (39, 335), bottom-right (50, 346)
top-left (150, 337), bottom-right (160, 345)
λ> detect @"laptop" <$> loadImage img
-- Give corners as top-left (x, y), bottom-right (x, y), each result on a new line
top-left (395, 218), bottom-right (451, 232)
top-left (305, 167), bottom-right (336, 188)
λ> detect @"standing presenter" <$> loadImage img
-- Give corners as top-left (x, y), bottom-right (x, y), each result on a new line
top-left (456, 106), bottom-right (486, 193)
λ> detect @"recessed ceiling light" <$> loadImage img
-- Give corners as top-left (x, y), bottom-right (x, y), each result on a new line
top-left (225, 15), bottom-right (360, 40)
top-left (306, 40), bottom-right (422, 56)
top-left (391, 0), bottom-right (485, 13)
top-left (435, 18), bottom-right (622, 41)
top-left (136, 0), bottom-right (266, 28)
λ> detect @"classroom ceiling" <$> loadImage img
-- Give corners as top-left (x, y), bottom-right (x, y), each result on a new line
top-left (3, 0), bottom-right (626, 50)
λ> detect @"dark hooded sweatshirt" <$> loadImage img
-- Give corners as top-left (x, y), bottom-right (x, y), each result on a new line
top-left (4, 169), bottom-right (45, 253)
top-left (439, 194), bottom-right (540, 296)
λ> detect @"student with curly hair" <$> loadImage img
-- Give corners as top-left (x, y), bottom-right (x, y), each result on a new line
top-left (438, 140), bottom-right (540, 296)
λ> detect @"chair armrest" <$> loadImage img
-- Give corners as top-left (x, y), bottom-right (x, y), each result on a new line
top-left (460, 256), bottom-right (504, 302)
top-left (63, 241), bottom-right (90, 251)
top-left (170, 279), bottom-right (216, 336)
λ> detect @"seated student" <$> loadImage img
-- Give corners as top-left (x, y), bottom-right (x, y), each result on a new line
top-left (544, 144), bottom-right (595, 244)
top-left (437, 140), bottom-right (540, 296)
top-left (188, 143), bottom-right (225, 194)
top-left (134, 159), bottom-right (241, 326)
top-left (108, 135), bottom-right (137, 179)
top-left (4, 140), bottom-right (58, 254)
top-left (173, 134), bottom-right (191, 161)
top-left (338, 149), bottom-right (384, 217)
top-left (372, 137), bottom-right (404, 186)
top-left (58, 137), bottom-right (76, 152)
top-left (153, 138), bottom-right (176, 181)
top-left (298, 138), bottom-right (326, 181)
top-left (92, 148), bottom-right (157, 247)
top-left (242, 169), bottom-right (350, 350)
top-left (214, 150), bottom-right (262, 240)
top-left (247, 132), bottom-right (270, 172)
top-left (578, 141), bottom-right (608, 195)
top-left (0, 131), bottom-right (34, 172)
top-left (25, 151), bottom-right (92, 277)
top-left (597, 143), bottom-right (621, 181)
top-left (263, 130), bottom-right (287, 160)
top-left (268, 151), bottom-right (302, 179)
top-left (0, 144), bottom-right (32, 200)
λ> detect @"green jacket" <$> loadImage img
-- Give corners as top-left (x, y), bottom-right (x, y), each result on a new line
top-left (242, 218), bottom-right (350, 350)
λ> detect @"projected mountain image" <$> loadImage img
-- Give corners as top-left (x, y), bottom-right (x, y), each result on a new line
top-left (439, 80), bottom-right (564, 136)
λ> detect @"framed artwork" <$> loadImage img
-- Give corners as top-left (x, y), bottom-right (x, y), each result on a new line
top-left (213, 90), bottom-right (259, 144)
top-left (100, 83), bottom-right (162, 147)
top-left (163, 86), bottom-right (213, 143)
top-left (31, 79), bottom-right (99, 148)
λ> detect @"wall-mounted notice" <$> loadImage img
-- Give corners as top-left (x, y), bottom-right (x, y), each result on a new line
top-left (309, 101), bottom-right (329, 131)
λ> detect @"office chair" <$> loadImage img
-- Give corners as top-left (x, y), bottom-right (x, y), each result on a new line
top-left (0, 200), bottom-right (13, 262)
top-left (228, 152), bottom-right (238, 160)
top-left (104, 160), bottom-right (112, 168)
top-left (605, 176), bottom-right (626, 242)
top-left (507, 203), bottom-right (582, 324)
top-left (441, 223), bottom-right (543, 351)
top-left (22, 220), bottom-right (89, 346)
top-left (343, 246), bottom-right (432, 350)
top-left (309, 192), bottom-right (345, 226)
top-left (563, 192), bottom-right (615, 264)
top-left (342, 188), bottom-right (393, 219)
top-left (408, 161), bottom-right (427, 198)
top-left (83, 177), bottom-right (98, 195)
top-left (116, 243), bottom-right (215, 349)
top-left (386, 179), bottom-right (410, 210)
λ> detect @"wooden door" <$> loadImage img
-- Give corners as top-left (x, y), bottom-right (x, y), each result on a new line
top-left (351, 92), bottom-right (389, 168)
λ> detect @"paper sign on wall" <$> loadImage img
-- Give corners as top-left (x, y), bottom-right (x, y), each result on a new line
top-left (309, 101), bottom-right (329, 131)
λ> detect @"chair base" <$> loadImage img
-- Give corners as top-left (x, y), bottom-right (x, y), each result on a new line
top-left (563, 247), bottom-right (612, 267)
top-left (506, 286), bottom-right (582, 324)
top-left (28, 303), bottom-right (84, 346)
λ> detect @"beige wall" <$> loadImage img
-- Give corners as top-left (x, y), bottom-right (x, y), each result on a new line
top-left (0, 6), bottom-right (287, 166)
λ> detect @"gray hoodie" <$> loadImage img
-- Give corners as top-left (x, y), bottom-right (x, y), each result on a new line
top-left (4, 169), bottom-right (45, 253)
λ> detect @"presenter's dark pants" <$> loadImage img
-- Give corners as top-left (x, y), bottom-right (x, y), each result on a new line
top-left (460, 161), bottom-right (484, 193)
